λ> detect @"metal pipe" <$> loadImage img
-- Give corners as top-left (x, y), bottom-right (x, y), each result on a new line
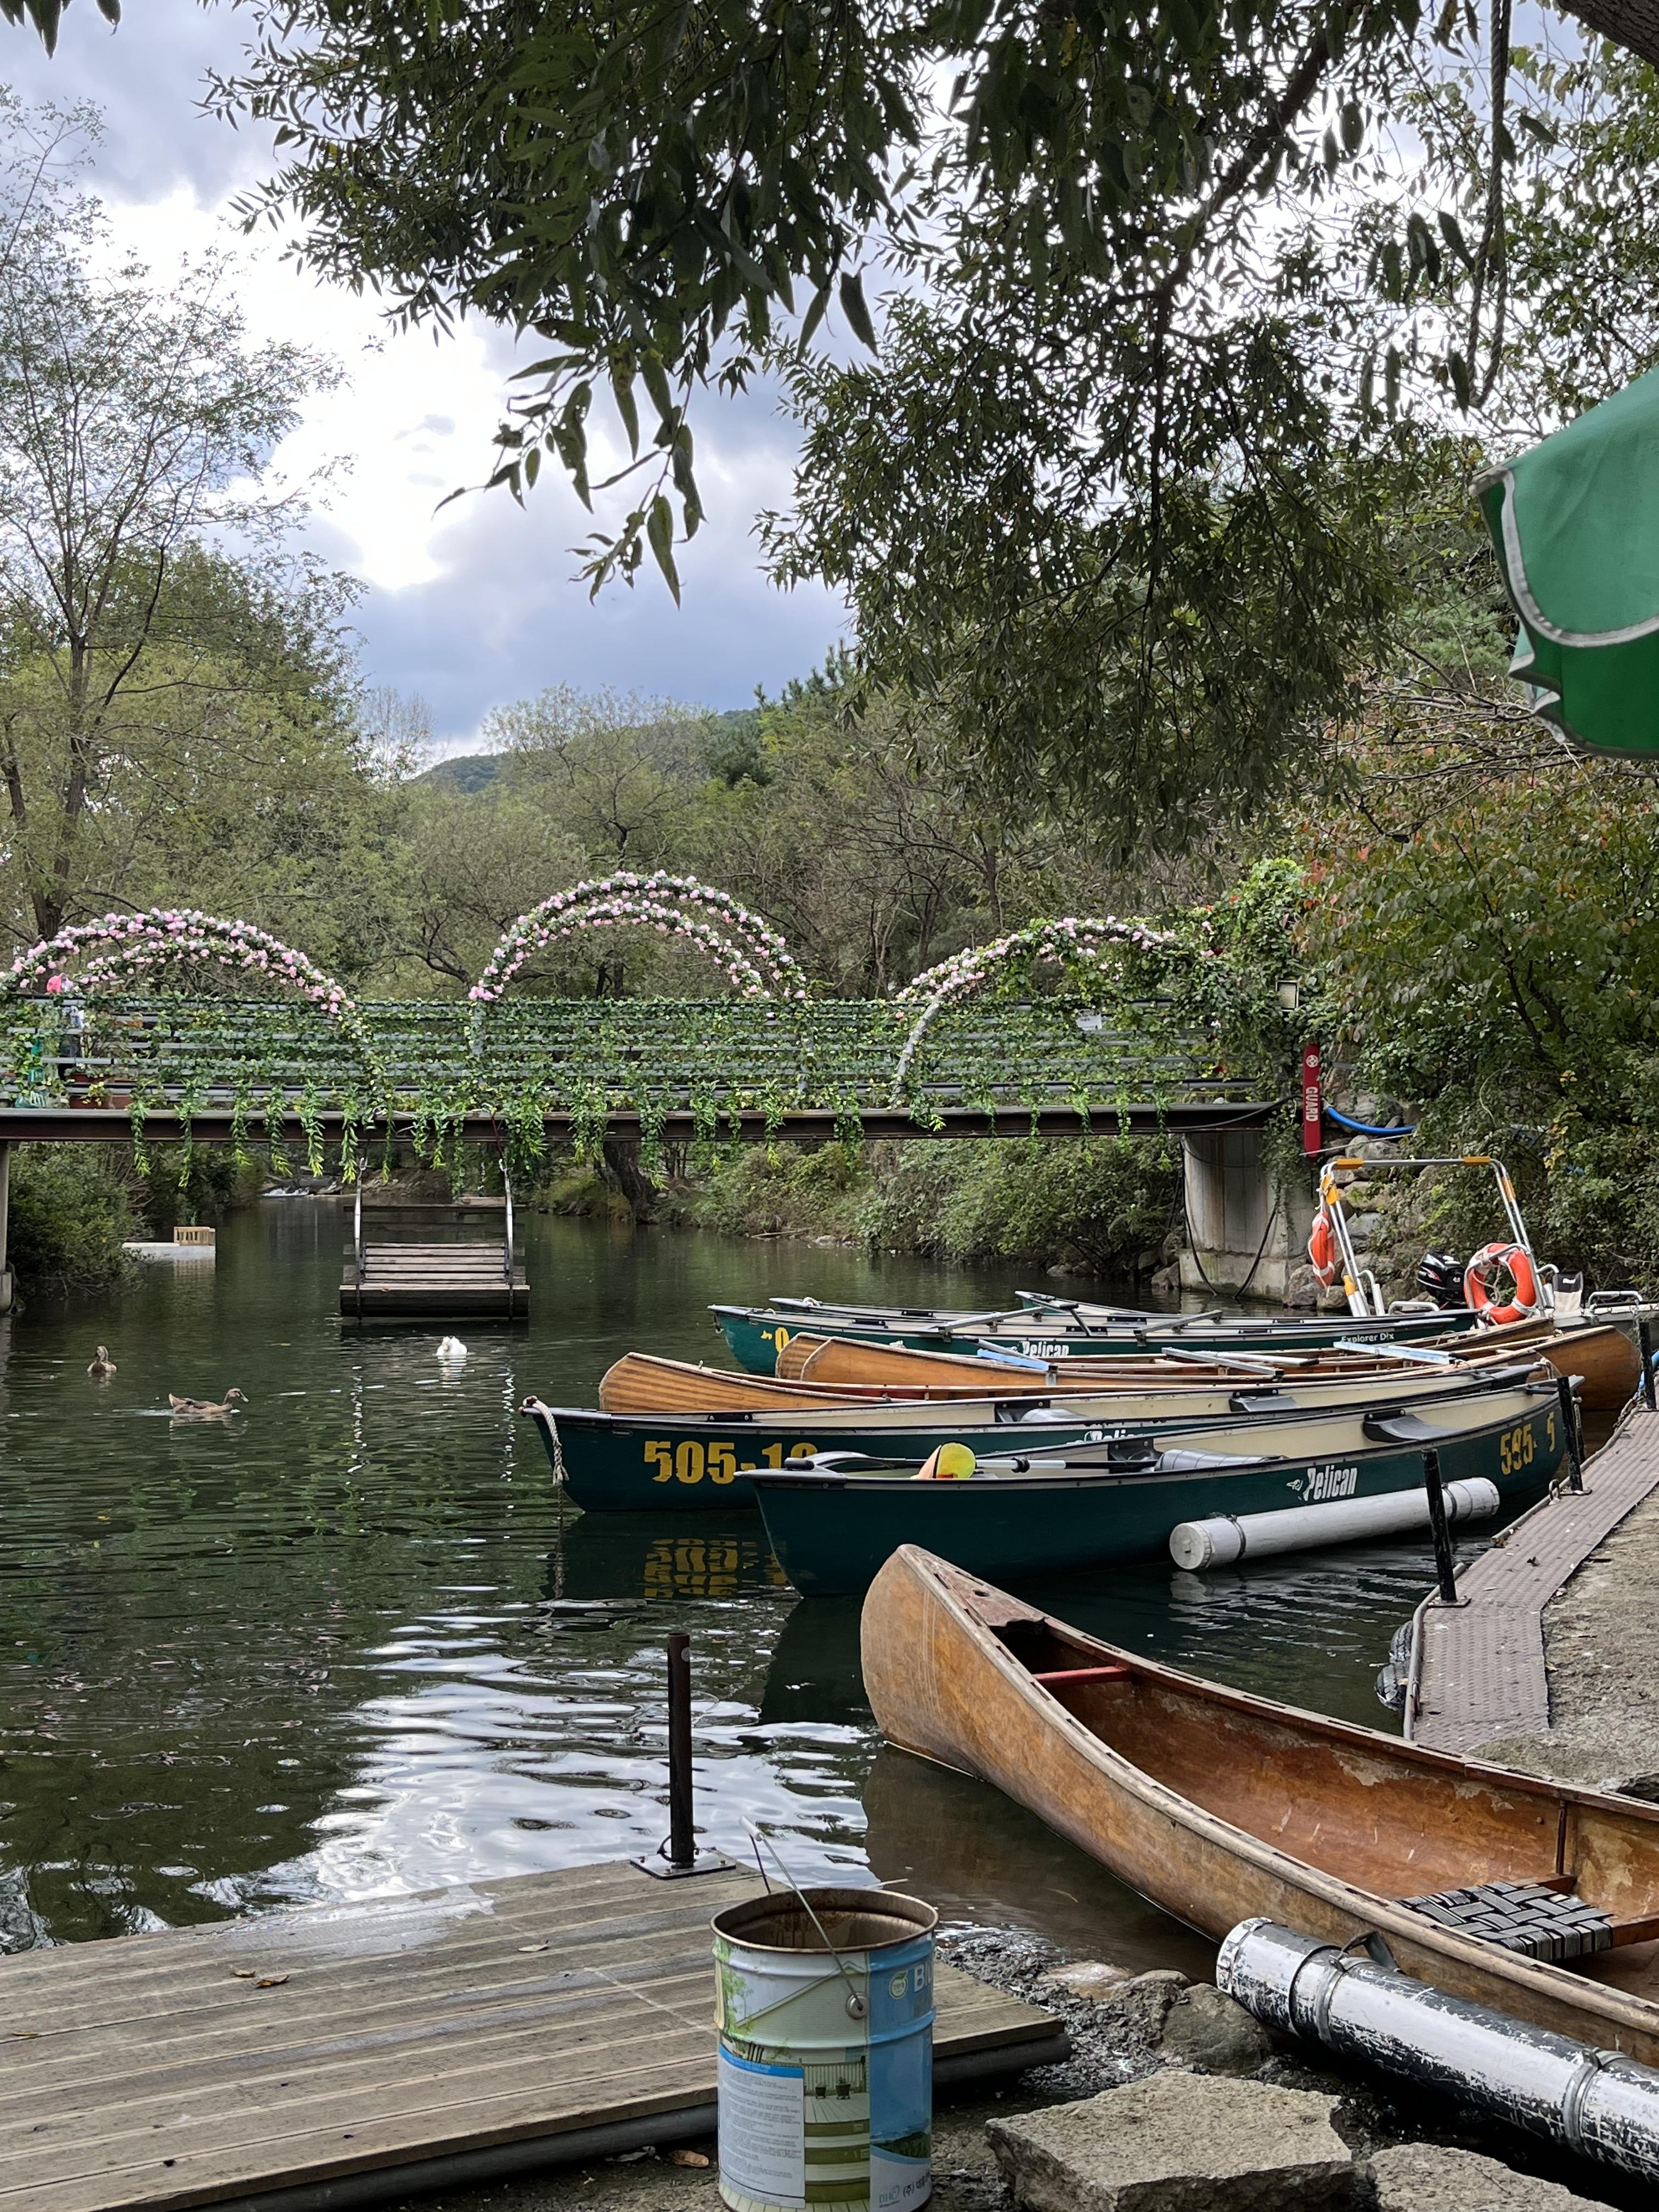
top-left (1423, 1446), bottom-right (1459, 1605)
top-left (503, 1165), bottom-right (515, 1294)
top-left (1218, 1918), bottom-right (1659, 2185)
top-left (1557, 1374), bottom-right (1584, 1492)
top-left (352, 1162), bottom-right (364, 1321)
top-left (667, 1632), bottom-right (695, 1870)
top-left (1170, 1478), bottom-right (1499, 1572)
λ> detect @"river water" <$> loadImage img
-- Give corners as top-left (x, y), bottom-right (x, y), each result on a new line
top-left (0, 1203), bottom-right (1472, 1968)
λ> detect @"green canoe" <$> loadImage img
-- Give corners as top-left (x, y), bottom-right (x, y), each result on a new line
top-left (710, 1302), bottom-right (1481, 1376)
top-left (748, 1383), bottom-right (1564, 1595)
top-left (521, 1360), bottom-right (1545, 1513)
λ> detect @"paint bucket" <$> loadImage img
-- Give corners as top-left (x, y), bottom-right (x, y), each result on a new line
top-left (712, 1886), bottom-right (938, 2212)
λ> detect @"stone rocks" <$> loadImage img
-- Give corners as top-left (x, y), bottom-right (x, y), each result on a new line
top-left (1043, 1960), bottom-right (1136, 2002)
top-left (987, 2072), bottom-right (1362, 2210)
top-left (1159, 1982), bottom-right (1274, 2075)
top-left (1039, 1968), bottom-right (1272, 2075)
top-left (1367, 2143), bottom-right (1606, 2209)
top-left (1043, 1966), bottom-right (1189, 2042)
top-left (1283, 1262), bottom-right (1350, 1312)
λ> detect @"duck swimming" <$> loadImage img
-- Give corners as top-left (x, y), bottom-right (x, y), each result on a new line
top-left (436, 1336), bottom-right (468, 1361)
top-left (87, 1345), bottom-right (116, 1378)
top-left (168, 1387), bottom-right (247, 1416)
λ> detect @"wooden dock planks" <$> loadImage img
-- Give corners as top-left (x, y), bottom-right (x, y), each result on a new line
top-left (340, 1242), bottom-right (528, 1319)
top-left (1409, 1404), bottom-right (1659, 1754)
top-left (0, 1859), bottom-right (1064, 2212)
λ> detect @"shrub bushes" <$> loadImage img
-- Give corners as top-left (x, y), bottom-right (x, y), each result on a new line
top-left (5, 1146), bottom-right (136, 1299)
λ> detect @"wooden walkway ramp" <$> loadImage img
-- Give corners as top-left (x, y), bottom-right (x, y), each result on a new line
top-left (340, 1242), bottom-right (528, 1319)
top-left (0, 1859), bottom-right (1064, 2212)
top-left (1409, 1404), bottom-right (1659, 1756)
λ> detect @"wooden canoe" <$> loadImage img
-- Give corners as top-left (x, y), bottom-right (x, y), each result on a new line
top-left (597, 1347), bottom-right (1407, 1414)
top-left (861, 1545), bottom-right (1659, 2062)
top-left (781, 1318), bottom-right (1640, 1412)
top-left (600, 1341), bottom-right (1532, 1415)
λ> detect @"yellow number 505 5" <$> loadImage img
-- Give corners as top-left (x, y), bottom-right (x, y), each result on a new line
top-left (1498, 1423), bottom-right (1536, 1478)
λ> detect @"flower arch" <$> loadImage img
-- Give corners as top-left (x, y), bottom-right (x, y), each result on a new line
top-left (469, 871), bottom-right (809, 1003)
top-left (891, 916), bottom-right (1180, 1094)
top-left (2, 911), bottom-right (362, 1029)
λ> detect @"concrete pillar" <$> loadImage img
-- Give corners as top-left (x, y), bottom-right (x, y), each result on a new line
top-left (0, 1140), bottom-right (11, 1314)
top-left (1180, 1131), bottom-right (1317, 1304)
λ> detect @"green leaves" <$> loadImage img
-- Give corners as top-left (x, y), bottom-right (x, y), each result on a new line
top-left (0, 0), bottom-right (119, 55)
top-left (646, 494), bottom-right (680, 603)
top-left (838, 271), bottom-right (878, 353)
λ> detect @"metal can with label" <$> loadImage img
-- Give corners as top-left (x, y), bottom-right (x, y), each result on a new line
top-left (711, 1886), bottom-right (938, 2212)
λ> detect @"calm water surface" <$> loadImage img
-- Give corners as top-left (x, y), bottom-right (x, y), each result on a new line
top-left (0, 1205), bottom-right (1479, 1967)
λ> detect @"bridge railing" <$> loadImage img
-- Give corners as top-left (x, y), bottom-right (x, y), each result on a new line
top-left (0, 994), bottom-right (1266, 1135)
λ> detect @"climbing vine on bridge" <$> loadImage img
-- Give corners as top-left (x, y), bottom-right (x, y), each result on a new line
top-left (0, 868), bottom-right (1309, 1180)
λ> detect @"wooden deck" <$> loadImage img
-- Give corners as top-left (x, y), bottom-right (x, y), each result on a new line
top-left (0, 1859), bottom-right (1064, 2212)
top-left (1409, 1404), bottom-right (1659, 1755)
top-left (340, 1243), bottom-right (528, 1319)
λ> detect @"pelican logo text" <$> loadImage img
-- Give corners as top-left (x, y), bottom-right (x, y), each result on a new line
top-left (1293, 1463), bottom-right (1359, 1502)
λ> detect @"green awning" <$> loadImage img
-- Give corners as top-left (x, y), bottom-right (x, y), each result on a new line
top-left (1476, 366), bottom-right (1659, 757)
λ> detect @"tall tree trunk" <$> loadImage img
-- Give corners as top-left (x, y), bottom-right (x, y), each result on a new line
top-left (600, 1136), bottom-right (658, 1222)
top-left (1563, 0), bottom-right (1659, 66)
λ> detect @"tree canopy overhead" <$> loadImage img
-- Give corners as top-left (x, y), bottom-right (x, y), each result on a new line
top-left (18, 0), bottom-right (1659, 851)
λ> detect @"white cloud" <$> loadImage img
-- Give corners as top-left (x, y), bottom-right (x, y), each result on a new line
top-left (3, 0), bottom-right (848, 736)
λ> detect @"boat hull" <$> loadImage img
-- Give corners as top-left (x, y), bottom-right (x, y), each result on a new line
top-left (526, 1364), bottom-right (1548, 1513)
top-left (752, 1391), bottom-right (1564, 1594)
top-left (713, 1304), bottom-right (1483, 1375)
top-left (780, 1317), bottom-right (1640, 1414)
top-left (859, 1547), bottom-right (1659, 2063)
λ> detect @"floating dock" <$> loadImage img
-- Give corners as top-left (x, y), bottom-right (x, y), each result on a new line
top-left (0, 1859), bottom-right (1064, 2212)
top-left (1408, 1403), bottom-right (1659, 1756)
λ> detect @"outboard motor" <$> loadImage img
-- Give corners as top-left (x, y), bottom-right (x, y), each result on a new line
top-left (1415, 1251), bottom-right (1466, 1308)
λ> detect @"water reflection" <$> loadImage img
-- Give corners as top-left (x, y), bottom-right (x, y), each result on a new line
top-left (0, 1203), bottom-right (1481, 1966)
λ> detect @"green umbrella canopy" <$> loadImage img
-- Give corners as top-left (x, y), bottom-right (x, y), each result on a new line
top-left (1476, 366), bottom-right (1659, 757)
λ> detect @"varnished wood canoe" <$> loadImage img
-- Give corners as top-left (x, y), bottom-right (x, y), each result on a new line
top-left (861, 1546), bottom-right (1659, 2063)
top-left (781, 1318), bottom-right (1641, 1412)
top-left (596, 1345), bottom-right (1456, 1414)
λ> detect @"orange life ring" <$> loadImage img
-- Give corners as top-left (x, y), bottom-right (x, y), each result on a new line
top-left (1307, 1210), bottom-right (1339, 1287)
top-left (1463, 1241), bottom-right (1542, 1327)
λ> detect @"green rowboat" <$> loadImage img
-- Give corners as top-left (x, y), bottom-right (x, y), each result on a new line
top-left (746, 1383), bottom-right (1565, 1595)
top-left (711, 1301), bottom-right (1481, 1376)
top-left (521, 1361), bottom-right (1545, 1514)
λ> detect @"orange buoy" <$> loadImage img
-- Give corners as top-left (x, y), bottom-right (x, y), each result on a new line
top-left (1463, 1241), bottom-right (1542, 1327)
top-left (1308, 1209), bottom-right (1339, 1286)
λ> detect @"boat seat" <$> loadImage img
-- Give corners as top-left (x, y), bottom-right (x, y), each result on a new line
top-left (1362, 1411), bottom-right (1456, 1444)
top-left (1401, 1881), bottom-right (1612, 1962)
top-left (1031, 1665), bottom-right (1132, 1689)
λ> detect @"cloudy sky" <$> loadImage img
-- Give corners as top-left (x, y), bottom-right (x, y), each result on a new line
top-left (1, 2), bottom-right (849, 751)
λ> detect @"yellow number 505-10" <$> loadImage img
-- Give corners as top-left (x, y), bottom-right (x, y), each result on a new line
top-left (646, 1440), bottom-right (739, 1485)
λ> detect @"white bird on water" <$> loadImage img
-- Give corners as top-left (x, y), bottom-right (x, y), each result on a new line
top-left (437, 1336), bottom-right (468, 1363)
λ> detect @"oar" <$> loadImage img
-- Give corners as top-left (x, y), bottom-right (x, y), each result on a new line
top-left (1153, 1347), bottom-right (1284, 1378)
top-left (1333, 1340), bottom-right (1455, 1365)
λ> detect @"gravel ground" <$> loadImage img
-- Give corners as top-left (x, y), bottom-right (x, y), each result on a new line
top-left (1477, 1483), bottom-right (1659, 1790)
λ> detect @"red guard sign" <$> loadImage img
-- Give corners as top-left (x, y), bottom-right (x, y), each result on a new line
top-left (1301, 1045), bottom-right (1323, 1155)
